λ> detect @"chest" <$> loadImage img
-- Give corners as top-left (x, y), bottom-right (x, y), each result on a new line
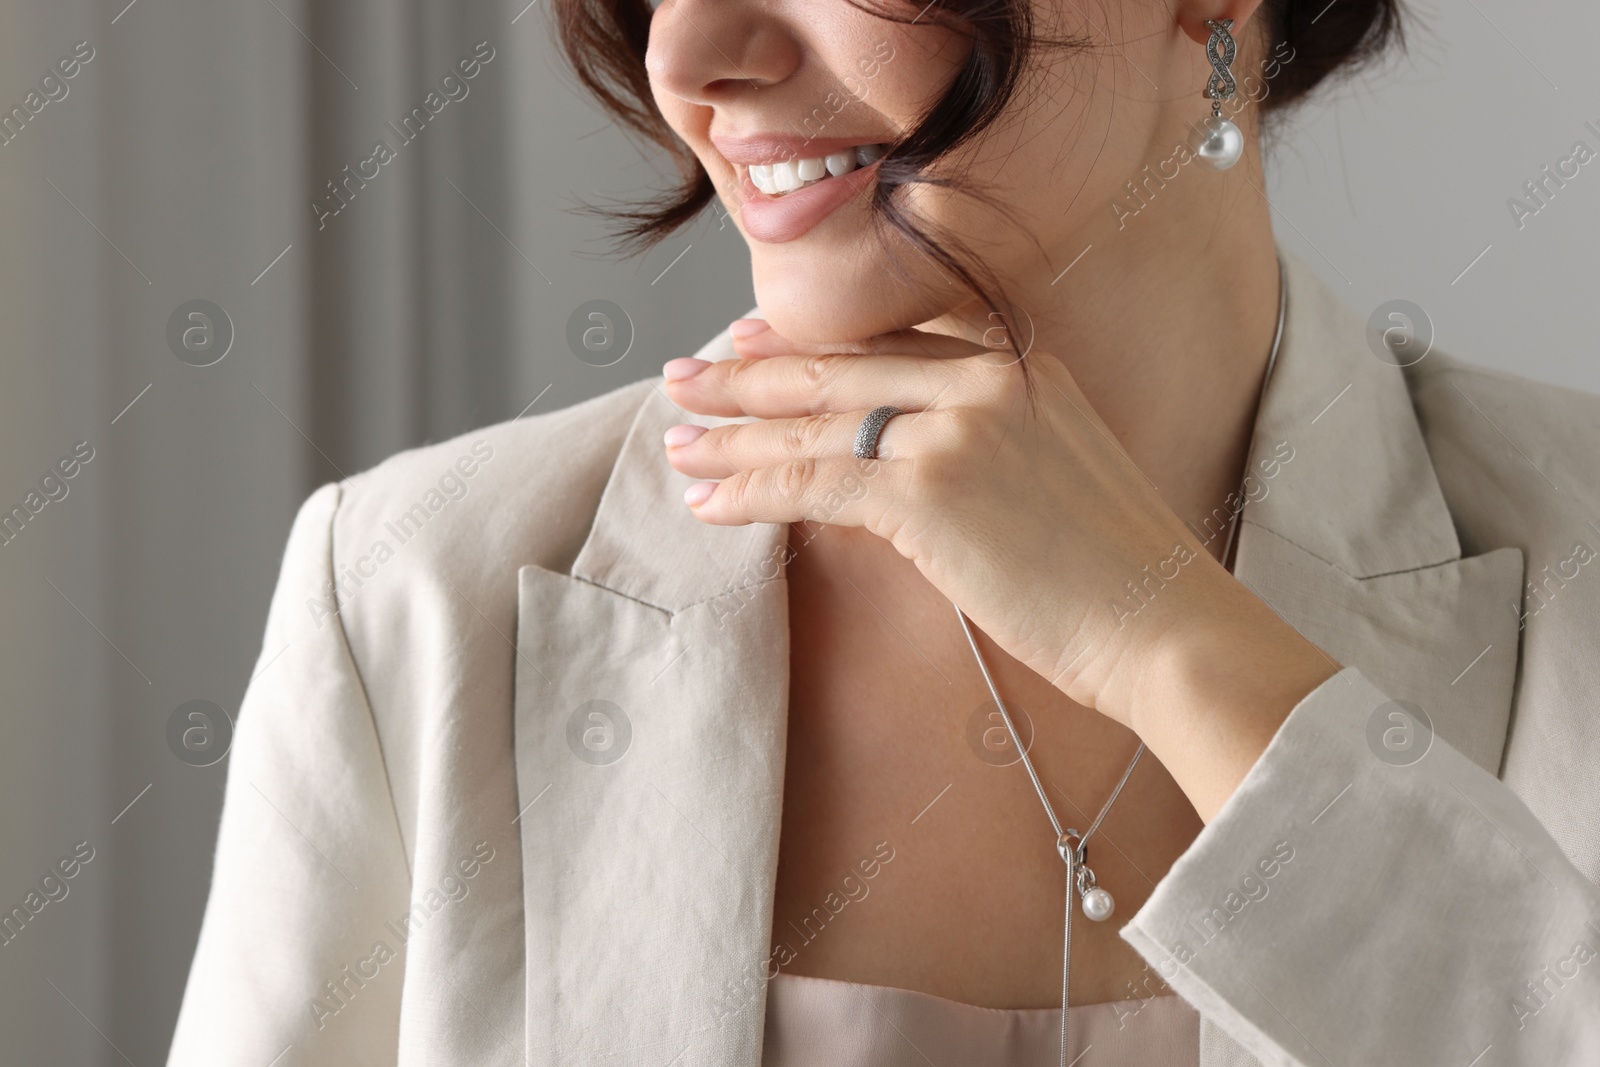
top-left (772, 525), bottom-right (1204, 1008)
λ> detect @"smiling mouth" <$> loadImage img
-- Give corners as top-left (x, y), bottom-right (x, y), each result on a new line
top-left (741, 143), bottom-right (890, 197)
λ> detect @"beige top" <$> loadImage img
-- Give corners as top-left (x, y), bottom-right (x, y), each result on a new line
top-left (762, 972), bottom-right (1199, 1066)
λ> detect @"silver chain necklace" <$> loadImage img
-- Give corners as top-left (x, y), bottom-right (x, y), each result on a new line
top-left (951, 254), bottom-right (1285, 1066)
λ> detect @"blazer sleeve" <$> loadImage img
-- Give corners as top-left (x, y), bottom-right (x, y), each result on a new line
top-left (1120, 665), bottom-right (1600, 1066)
top-left (166, 483), bottom-right (413, 1066)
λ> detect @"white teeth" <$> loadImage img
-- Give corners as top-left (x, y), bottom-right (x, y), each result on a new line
top-left (744, 143), bottom-right (887, 197)
top-left (771, 159), bottom-right (803, 192)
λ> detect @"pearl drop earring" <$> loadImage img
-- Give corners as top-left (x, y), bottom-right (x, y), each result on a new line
top-left (1194, 17), bottom-right (1244, 170)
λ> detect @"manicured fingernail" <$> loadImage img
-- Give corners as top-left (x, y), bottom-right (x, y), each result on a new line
top-left (664, 358), bottom-right (710, 381)
top-left (729, 318), bottom-right (770, 339)
top-left (663, 424), bottom-right (707, 448)
top-left (684, 482), bottom-right (716, 507)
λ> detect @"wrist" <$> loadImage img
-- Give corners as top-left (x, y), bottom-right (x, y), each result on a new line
top-left (1126, 598), bottom-right (1342, 823)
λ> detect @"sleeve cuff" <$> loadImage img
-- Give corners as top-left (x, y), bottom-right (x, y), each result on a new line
top-left (1120, 665), bottom-right (1600, 1065)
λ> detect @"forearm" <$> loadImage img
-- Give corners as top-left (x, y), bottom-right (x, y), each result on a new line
top-left (1121, 597), bottom-right (1341, 824)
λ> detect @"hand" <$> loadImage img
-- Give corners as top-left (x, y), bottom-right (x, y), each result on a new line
top-left (661, 319), bottom-right (1339, 817)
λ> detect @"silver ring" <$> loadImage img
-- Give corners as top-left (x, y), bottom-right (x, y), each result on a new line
top-left (853, 405), bottom-right (903, 459)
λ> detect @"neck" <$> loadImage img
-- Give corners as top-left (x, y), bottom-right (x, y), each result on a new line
top-left (919, 153), bottom-right (1283, 563)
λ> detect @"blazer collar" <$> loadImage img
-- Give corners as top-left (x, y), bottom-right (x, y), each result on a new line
top-left (1237, 249), bottom-right (1461, 578)
top-left (569, 379), bottom-right (783, 613)
top-left (1227, 250), bottom-right (1523, 776)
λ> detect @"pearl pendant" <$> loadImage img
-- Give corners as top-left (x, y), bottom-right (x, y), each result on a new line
top-left (1194, 115), bottom-right (1243, 171)
top-left (1081, 886), bottom-right (1115, 922)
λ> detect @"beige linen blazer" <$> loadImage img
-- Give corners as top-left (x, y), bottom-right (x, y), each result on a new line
top-left (166, 248), bottom-right (1600, 1067)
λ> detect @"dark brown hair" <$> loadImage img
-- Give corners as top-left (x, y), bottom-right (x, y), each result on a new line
top-left (553, 0), bottom-right (1404, 362)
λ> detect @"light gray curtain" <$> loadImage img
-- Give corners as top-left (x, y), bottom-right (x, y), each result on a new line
top-left (0, 1), bottom-right (752, 1062)
top-left (300, 0), bottom-right (758, 473)
top-left (2, 0), bottom-right (1595, 1062)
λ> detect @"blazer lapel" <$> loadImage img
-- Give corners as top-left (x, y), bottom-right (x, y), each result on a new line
top-left (513, 333), bottom-right (791, 1066)
top-left (1231, 250), bottom-right (1525, 776)
top-left (1196, 251), bottom-right (1526, 1067)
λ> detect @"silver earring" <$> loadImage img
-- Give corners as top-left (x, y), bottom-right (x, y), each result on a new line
top-left (1195, 18), bottom-right (1244, 170)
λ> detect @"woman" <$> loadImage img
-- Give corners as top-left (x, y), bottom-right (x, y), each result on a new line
top-left (167, 0), bottom-right (1600, 1064)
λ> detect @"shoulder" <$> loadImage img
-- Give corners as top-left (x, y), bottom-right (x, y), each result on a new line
top-left (1403, 351), bottom-right (1600, 541)
top-left (1406, 350), bottom-right (1600, 466)
top-left (1406, 355), bottom-right (1600, 875)
top-left (325, 375), bottom-right (657, 577)
top-left (251, 376), bottom-right (662, 879)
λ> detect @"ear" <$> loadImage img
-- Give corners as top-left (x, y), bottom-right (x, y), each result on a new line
top-left (1177, 0), bottom-right (1270, 48)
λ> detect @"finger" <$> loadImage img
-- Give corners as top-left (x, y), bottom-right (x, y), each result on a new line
top-left (665, 407), bottom-right (932, 479)
top-left (664, 349), bottom-right (997, 419)
top-left (682, 454), bottom-right (906, 529)
top-left (730, 320), bottom-right (990, 361)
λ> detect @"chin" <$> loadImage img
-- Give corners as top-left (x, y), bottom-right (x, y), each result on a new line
top-left (749, 249), bottom-right (952, 344)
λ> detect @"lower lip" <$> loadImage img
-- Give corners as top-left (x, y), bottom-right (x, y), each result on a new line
top-left (734, 161), bottom-right (882, 244)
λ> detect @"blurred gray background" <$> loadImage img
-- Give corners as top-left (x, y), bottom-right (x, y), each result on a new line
top-left (0, 0), bottom-right (1593, 1062)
